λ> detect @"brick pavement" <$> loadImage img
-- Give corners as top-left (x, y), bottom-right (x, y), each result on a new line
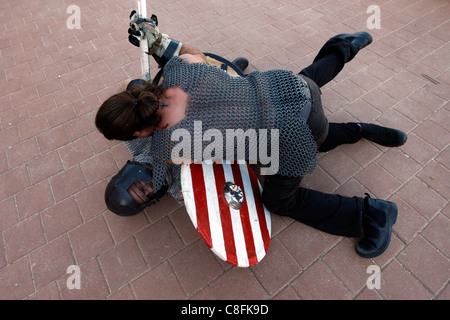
top-left (0, 0), bottom-right (448, 300)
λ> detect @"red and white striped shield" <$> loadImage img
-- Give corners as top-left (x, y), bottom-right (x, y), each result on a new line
top-left (181, 161), bottom-right (271, 267)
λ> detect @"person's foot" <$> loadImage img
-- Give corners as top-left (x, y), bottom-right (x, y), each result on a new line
top-left (356, 195), bottom-right (398, 258)
top-left (358, 123), bottom-right (407, 147)
top-left (334, 31), bottom-right (373, 50)
top-left (232, 57), bottom-right (249, 72)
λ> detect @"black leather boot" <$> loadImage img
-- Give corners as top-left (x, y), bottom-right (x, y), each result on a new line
top-left (334, 31), bottom-right (373, 50)
top-left (356, 195), bottom-right (398, 258)
top-left (232, 57), bottom-right (249, 72)
top-left (359, 123), bottom-right (407, 147)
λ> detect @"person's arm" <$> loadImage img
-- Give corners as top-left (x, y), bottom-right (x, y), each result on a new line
top-left (128, 12), bottom-right (206, 67)
top-left (178, 43), bottom-right (207, 64)
top-left (152, 42), bottom-right (207, 66)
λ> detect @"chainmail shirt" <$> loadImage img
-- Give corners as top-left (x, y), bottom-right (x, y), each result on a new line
top-left (125, 57), bottom-right (318, 200)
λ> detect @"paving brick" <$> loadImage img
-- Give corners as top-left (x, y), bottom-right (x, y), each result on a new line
top-left (103, 210), bottom-right (149, 244)
top-left (395, 98), bottom-right (433, 124)
top-left (389, 195), bottom-right (427, 244)
top-left (170, 240), bottom-right (224, 296)
top-left (0, 104), bottom-right (28, 129)
top-left (80, 151), bottom-right (118, 185)
top-left (65, 113), bottom-right (97, 141)
top-left (339, 139), bottom-right (382, 168)
top-left (46, 104), bottom-right (77, 128)
top-left (16, 179), bottom-right (54, 220)
top-left (355, 163), bottom-right (401, 199)
top-left (99, 237), bottom-right (147, 292)
top-left (319, 148), bottom-right (361, 185)
top-left (135, 217), bottom-right (185, 268)
top-left (40, 191), bottom-right (78, 238)
top-left (28, 95), bottom-right (57, 118)
top-left (399, 133), bottom-right (439, 166)
top-left (6, 138), bottom-right (40, 169)
top-left (36, 77), bottom-right (63, 98)
top-left (4, 214), bottom-right (46, 262)
top-left (0, 165), bottom-right (30, 200)
top-left (17, 115), bottom-right (49, 141)
top-left (377, 108), bottom-right (417, 135)
top-left (59, 258), bottom-right (110, 300)
top-left (301, 165), bottom-right (339, 194)
top-left (27, 151), bottom-right (64, 184)
top-left (322, 238), bottom-right (376, 294)
top-left (417, 160), bottom-right (450, 199)
top-left (376, 148), bottom-right (422, 183)
top-left (59, 68), bottom-right (88, 87)
top-left (30, 235), bottom-right (75, 289)
top-left (169, 207), bottom-right (200, 246)
top-left (421, 214), bottom-right (450, 258)
top-left (345, 98), bottom-right (381, 123)
top-left (397, 236), bottom-right (449, 295)
top-left (208, 267), bottom-right (269, 300)
top-left (250, 238), bottom-right (301, 296)
top-left (0, 197), bottom-right (19, 232)
top-left (397, 177), bottom-right (447, 221)
top-left (277, 222), bottom-right (332, 269)
top-left (37, 125), bottom-right (71, 154)
top-left (291, 260), bottom-right (353, 300)
top-left (71, 94), bottom-right (102, 116)
top-left (50, 164), bottom-right (88, 201)
top-left (414, 119), bottom-right (450, 150)
top-left (436, 145), bottom-right (449, 170)
top-left (131, 261), bottom-right (186, 300)
top-left (68, 215), bottom-right (114, 264)
top-left (0, 258), bottom-right (34, 300)
top-left (378, 259), bottom-right (432, 300)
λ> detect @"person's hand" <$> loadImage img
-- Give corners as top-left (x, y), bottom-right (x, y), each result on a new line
top-left (127, 11), bottom-right (182, 66)
top-left (128, 10), bottom-right (161, 53)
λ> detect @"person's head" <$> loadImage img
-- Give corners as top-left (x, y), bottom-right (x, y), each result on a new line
top-left (105, 161), bottom-right (168, 216)
top-left (95, 80), bottom-right (165, 141)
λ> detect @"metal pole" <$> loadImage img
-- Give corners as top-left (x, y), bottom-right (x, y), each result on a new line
top-left (136, 0), bottom-right (151, 80)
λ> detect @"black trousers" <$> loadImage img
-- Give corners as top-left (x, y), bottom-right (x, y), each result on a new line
top-left (262, 35), bottom-right (366, 237)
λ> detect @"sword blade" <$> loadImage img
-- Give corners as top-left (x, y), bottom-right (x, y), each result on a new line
top-left (136, 0), bottom-right (151, 80)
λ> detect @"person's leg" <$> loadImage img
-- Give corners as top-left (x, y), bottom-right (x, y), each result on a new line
top-left (262, 173), bottom-right (398, 258)
top-left (318, 122), bottom-right (408, 152)
top-left (318, 123), bottom-right (361, 152)
top-left (262, 174), bottom-right (363, 237)
top-left (300, 32), bottom-right (372, 88)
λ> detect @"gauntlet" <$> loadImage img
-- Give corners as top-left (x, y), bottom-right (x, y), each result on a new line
top-left (128, 11), bottom-right (182, 66)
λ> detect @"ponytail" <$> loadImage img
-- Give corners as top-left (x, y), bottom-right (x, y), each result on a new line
top-left (95, 80), bottom-right (164, 141)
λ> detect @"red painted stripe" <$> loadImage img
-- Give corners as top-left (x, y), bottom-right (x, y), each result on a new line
top-left (212, 163), bottom-right (238, 266)
top-left (246, 163), bottom-right (270, 253)
top-left (190, 164), bottom-right (212, 248)
top-left (231, 163), bottom-right (257, 266)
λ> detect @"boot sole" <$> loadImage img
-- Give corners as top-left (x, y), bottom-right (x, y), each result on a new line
top-left (356, 202), bottom-right (398, 258)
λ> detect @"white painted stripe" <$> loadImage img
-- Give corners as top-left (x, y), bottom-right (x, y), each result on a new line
top-left (202, 163), bottom-right (227, 262)
top-left (257, 176), bottom-right (272, 240)
top-left (223, 162), bottom-right (248, 267)
top-left (239, 162), bottom-right (266, 262)
top-left (180, 164), bottom-right (197, 228)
